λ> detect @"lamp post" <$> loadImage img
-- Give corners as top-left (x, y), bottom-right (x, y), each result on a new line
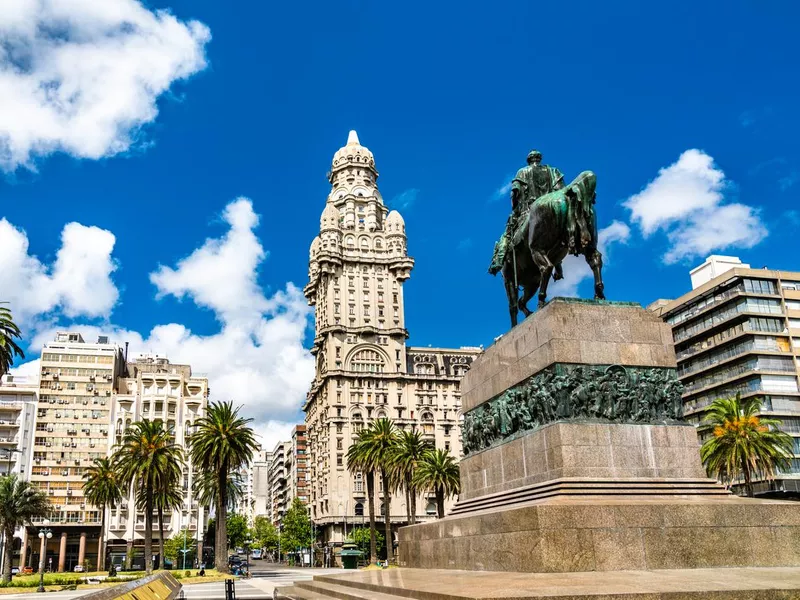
top-left (37, 528), bottom-right (53, 593)
top-left (244, 538), bottom-right (251, 576)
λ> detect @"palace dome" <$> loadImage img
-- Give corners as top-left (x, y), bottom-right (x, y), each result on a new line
top-left (385, 210), bottom-right (405, 234)
top-left (331, 130), bottom-right (376, 171)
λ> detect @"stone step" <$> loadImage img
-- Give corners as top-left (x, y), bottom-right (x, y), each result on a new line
top-left (292, 579), bottom-right (404, 600)
top-left (273, 584), bottom-right (332, 600)
top-left (306, 567), bottom-right (800, 599)
top-left (451, 478), bottom-right (728, 515)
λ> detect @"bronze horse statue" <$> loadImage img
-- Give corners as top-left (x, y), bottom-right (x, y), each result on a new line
top-left (503, 170), bottom-right (605, 327)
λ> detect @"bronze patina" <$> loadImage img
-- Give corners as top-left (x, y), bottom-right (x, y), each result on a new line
top-left (490, 150), bottom-right (605, 326)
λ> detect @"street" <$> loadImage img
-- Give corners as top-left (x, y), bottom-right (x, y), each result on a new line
top-left (0, 563), bottom-right (344, 600)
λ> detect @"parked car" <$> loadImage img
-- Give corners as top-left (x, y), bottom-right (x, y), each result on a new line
top-left (251, 548), bottom-right (262, 560)
top-left (11, 567), bottom-right (19, 576)
top-left (74, 565), bottom-right (85, 572)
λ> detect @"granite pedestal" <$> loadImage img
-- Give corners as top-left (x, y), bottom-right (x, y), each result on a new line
top-left (277, 299), bottom-right (800, 599)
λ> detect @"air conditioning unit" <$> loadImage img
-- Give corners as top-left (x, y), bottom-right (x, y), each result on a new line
top-left (89, 376), bottom-right (95, 381)
top-left (35, 459), bottom-right (41, 464)
top-left (89, 443), bottom-right (96, 448)
top-left (105, 391), bottom-right (111, 396)
top-left (105, 374), bottom-right (112, 380)
top-left (80, 504), bottom-right (85, 509)
top-left (56, 459), bottom-right (62, 464)
top-left (49, 399), bottom-right (55, 405)
top-left (66, 490), bottom-right (72, 496)
top-left (82, 400), bottom-right (88, 405)
top-left (74, 460), bottom-right (80, 465)
top-left (53, 374), bottom-right (59, 379)
top-left (47, 427), bottom-right (53, 432)
top-left (56, 385), bottom-right (62, 390)
top-left (55, 504), bottom-right (61, 509)
top-left (61, 470), bottom-right (68, 476)
top-left (46, 442), bottom-right (51, 447)
top-left (71, 443), bottom-right (77, 448)
top-left (87, 385), bottom-right (94, 391)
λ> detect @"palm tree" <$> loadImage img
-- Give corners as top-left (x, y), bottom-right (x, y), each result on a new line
top-left (82, 457), bottom-right (124, 571)
top-left (0, 303), bottom-right (24, 379)
top-left (188, 401), bottom-right (258, 574)
top-left (154, 469), bottom-right (184, 570)
top-left (0, 474), bottom-right (50, 583)
top-left (357, 419), bottom-right (398, 560)
top-left (346, 429), bottom-right (378, 564)
top-left (700, 394), bottom-right (794, 497)
top-left (113, 420), bottom-right (184, 575)
top-left (389, 430), bottom-right (430, 525)
top-left (192, 470), bottom-right (245, 511)
top-left (413, 449), bottom-right (461, 519)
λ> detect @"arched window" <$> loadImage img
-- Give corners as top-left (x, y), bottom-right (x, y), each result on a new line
top-left (380, 502), bottom-right (386, 516)
top-left (421, 412), bottom-right (434, 422)
top-left (425, 501), bottom-right (437, 515)
top-left (345, 235), bottom-right (355, 250)
top-left (453, 365), bottom-right (469, 377)
top-left (355, 502), bottom-right (364, 516)
top-left (375, 238), bottom-right (383, 250)
top-left (354, 473), bottom-right (364, 493)
top-left (350, 349), bottom-right (386, 373)
top-left (415, 363), bottom-right (434, 375)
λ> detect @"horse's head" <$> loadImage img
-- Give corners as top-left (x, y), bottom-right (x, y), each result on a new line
top-left (571, 170), bottom-right (596, 199)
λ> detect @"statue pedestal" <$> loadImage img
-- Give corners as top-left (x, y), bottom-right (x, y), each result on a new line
top-left (278, 300), bottom-right (800, 599)
top-left (396, 300), bottom-right (800, 575)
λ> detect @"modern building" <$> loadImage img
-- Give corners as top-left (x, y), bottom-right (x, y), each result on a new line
top-left (26, 332), bottom-right (126, 572)
top-left (290, 425), bottom-right (309, 505)
top-left (105, 354), bottom-right (209, 569)
top-left (0, 373), bottom-right (39, 570)
top-left (303, 131), bottom-right (481, 554)
top-left (651, 255), bottom-right (800, 497)
top-left (268, 441), bottom-right (291, 526)
top-left (251, 448), bottom-right (272, 520)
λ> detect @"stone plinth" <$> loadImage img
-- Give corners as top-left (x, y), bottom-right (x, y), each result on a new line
top-left (460, 422), bottom-right (706, 501)
top-left (396, 299), bottom-right (800, 576)
top-left (462, 298), bottom-right (675, 413)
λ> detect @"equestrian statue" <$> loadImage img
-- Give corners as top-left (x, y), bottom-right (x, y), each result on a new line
top-left (489, 149), bottom-right (605, 327)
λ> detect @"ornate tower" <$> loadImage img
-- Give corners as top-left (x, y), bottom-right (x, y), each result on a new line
top-left (304, 131), bottom-right (479, 551)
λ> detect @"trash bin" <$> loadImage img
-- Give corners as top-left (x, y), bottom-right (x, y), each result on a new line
top-left (340, 543), bottom-right (362, 569)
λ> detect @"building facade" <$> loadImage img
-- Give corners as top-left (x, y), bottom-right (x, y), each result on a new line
top-left (268, 441), bottom-right (291, 526)
top-left (290, 425), bottom-right (309, 505)
top-left (652, 255), bottom-right (800, 497)
top-left (0, 373), bottom-right (39, 570)
top-left (104, 354), bottom-right (209, 569)
top-left (303, 132), bottom-right (481, 552)
top-left (26, 332), bottom-right (126, 572)
top-left (251, 448), bottom-right (272, 521)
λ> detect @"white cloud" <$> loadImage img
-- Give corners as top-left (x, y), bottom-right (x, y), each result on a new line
top-left (623, 149), bottom-right (767, 264)
top-left (0, 0), bottom-right (211, 171)
top-left (0, 218), bottom-right (119, 323)
top-left (15, 198), bottom-right (315, 433)
top-left (391, 188), bottom-right (419, 210)
top-left (548, 220), bottom-right (631, 297)
top-left (150, 199), bottom-right (269, 325)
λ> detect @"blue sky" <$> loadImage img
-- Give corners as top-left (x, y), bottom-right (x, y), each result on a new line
top-left (1, 0), bottom-right (798, 446)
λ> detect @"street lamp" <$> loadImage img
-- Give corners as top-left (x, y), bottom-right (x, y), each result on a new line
top-left (244, 538), bottom-right (251, 576)
top-left (37, 528), bottom-right (53, 593)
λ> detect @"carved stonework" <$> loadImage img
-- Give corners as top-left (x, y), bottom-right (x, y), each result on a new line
top-left (461, 364), bottom-right (684, 455)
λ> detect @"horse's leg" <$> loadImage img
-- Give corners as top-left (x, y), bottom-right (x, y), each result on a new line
top-left (586, 247), bottom-right (605, 300)
top-left (530, 250), bottom-right (553, 308)
top-left (518, 281), bottom-right (538, 318)
top-left (504, 270), bottom-right (519, 327)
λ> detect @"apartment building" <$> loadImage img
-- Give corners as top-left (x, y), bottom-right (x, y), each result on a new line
top-left (0, 373), bottom-right (39, 570)
top-left (251, 448), bottom-right (272, 520)
top-left (652, 255), bottom-right (800, 497)
top-left (105, 355), bottom-right (209, 569)
top-left (269, 441), bottom-right (291, 526)
top-left (26, 332), bottom-right (125, 572)
top-left (304, 132), bottom-right (481, 553)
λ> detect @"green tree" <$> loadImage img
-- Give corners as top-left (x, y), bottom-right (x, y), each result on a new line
top-left (360, 419), bottom-right (399, 558)
top-left (154, 463), bottom-right (184, 569)
top-left (282, 498), bottom-right (312, 563)
top-left (163, 528), bottom-right (195, 568)
top-left (389, 430), bottom-right (430, 525)
top-left (113, 420), bottom-right (184, 575)
top-left (412, 448), bottom-right (461, 519)
top-left (82, 457), bottom-right (124, 571)
top-left (226, 513), bottom-right (249, 550)
top-left (700, 394), bottom-right (794, 497)
top-left (0, 474), bottom-right (49, 583)
top-left (193, 469), bottom-right (244, 510)
top-left (188, 401), bottom-right (258, 573)
top-left (253, 516), bottom-right (279, 552)
top-left (346, 429), bottom-right (377, 564)
top-left (0, 303), bottom-right (24, 379)
top-left (347, 527), bottom-right (383, 558)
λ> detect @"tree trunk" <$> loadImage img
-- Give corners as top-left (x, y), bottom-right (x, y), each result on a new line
top-left (216, 468), bottom-right (228, 573)
top-left (366, 471), bottom-right (376, 564)
top-left (436, 486), bottom-right (445, 519)
top-left (98, 506), bottom-right (106, 572)
top-left (145, 492), bottom-right (153, 575)
top-left (742, 458), bottom-right (754, 498)
top-left (381, 468), bottom-right (392, 562)
top-left (157, 504), bottom-right (165, 570)
top-left (405, 487), bottom-right (411, 524)
top-left (1, 525), bottom-right (13, 583)
top-left (407, 473), bottom-right (416, 525)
